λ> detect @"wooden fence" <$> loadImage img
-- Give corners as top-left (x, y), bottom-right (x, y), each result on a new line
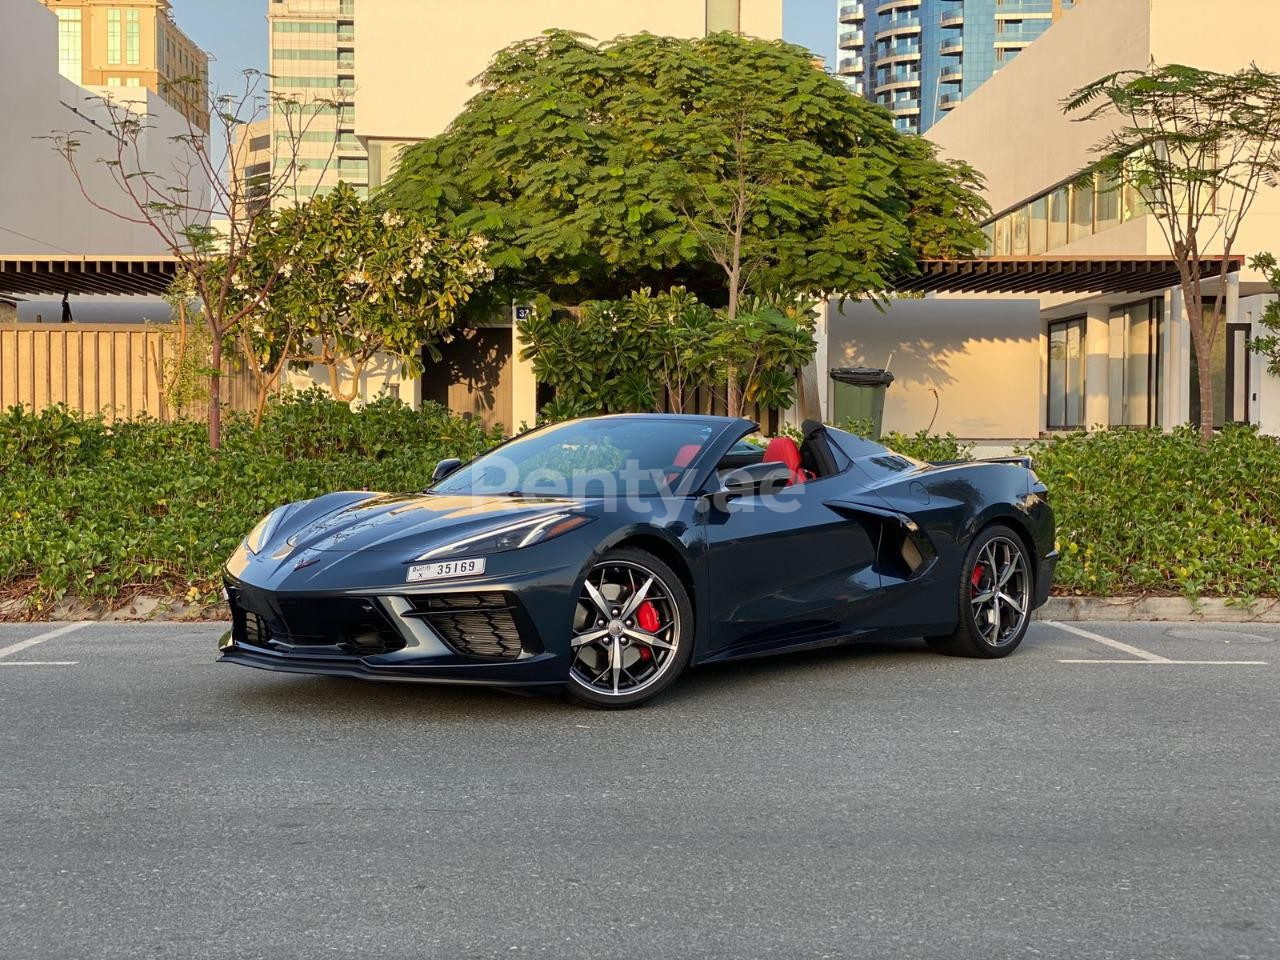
top-left (0, 322), bottom-right (257, 422)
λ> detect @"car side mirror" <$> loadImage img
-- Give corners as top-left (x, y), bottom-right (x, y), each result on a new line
top-left (431, 458), bottom-right (463, 483)
top-left (715, 461), bottom-right (793, 505)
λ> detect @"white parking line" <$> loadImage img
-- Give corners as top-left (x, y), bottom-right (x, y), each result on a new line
top-left (0, 661), bottom-right (80, 666)
top-left (0, 622), bottom-right (92, 660)
top-left (1044, 621), bottom-right (1268, 666)
top-left (1043, 621), bottom-right (1171, 661)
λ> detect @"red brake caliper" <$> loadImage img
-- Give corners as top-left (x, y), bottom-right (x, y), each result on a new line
top-left (636, 600), bottom-right (660, 661)
top-left (971, 565), bottom-right (985, 593)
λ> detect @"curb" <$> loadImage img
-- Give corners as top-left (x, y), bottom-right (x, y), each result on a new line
top-left (1033, 596), bottom-right (1280, 623)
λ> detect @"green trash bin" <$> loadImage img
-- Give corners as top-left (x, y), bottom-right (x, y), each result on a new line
top-left (829, 367), bottom-right (895, 437)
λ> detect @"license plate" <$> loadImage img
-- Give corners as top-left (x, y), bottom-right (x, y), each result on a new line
top-left (406, 557), bottom-right (487, 583)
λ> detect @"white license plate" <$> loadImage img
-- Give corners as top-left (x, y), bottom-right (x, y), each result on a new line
top-left (406, 557), bottom-right (487, 583)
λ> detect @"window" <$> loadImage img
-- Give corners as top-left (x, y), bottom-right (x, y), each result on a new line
top-left (107, 76), bottom-right (122, 86)
top-left (126, 77), bottom-right (140, 87)
top-left (250, 134), bottom-right (271, 151)
top-left (56, 9), bottom-right (83, 84)
top-left (107, 8), bottom-right (121, 64)
top-left (272, 21), bottom-right (337, 33)
top-left (1011, 205), bottom-right (1030, 256)
top-left (1028, 196), bottom-right (1048, 255)
top-left (1069, 177), bottom-right (1094, 242)
top-left (1047, 318), bottom-right (1085, 430)
top-left (1096, 171), bottom-right (1122, 233)
top-left (1110, 300), bottom-right (1162, 427)
top-left (1047, 185), bottom-right (1069, 249)
top-left (126, 9), bottom-right (140, 65)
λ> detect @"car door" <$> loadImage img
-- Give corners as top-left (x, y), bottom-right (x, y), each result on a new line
top-left (698, 471), bottom-right (883, 661)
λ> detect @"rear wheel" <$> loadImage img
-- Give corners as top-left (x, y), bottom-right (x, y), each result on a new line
top-left (926, 524), bottom-right (1032, 658)
top-left (565, 548), bottom-right (693, 709)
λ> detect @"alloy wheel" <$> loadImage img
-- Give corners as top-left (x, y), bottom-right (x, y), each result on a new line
top-left (569, 560), bottom-right (681, 699)
top-left (969, 536), bottom-right (1029, 647)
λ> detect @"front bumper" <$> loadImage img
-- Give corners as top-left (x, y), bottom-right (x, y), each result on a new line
top-left (217, 563), bottom-right (580, 688)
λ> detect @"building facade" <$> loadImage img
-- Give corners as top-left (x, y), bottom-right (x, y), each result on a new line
top-left (230, 119), bottom-right (272, 220)
top-left (267, 0), bottom-right (368, 206)
top-left (37, 0), bottom-right (208, 130)
top-left (829, 0), bottom-right (1280, 445)
top-left (837, 0), bottom-right (1074, 134)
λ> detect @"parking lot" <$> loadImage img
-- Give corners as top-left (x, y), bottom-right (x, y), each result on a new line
top-left (1, 619), bottom-right (1276, 960)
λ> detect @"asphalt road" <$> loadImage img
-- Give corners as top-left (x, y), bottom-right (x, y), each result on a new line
top-left (1, 620), bottom-right (1277, 960)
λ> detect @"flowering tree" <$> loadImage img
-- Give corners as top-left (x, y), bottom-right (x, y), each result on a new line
top-left (235, 183), bottom-right (493, 411)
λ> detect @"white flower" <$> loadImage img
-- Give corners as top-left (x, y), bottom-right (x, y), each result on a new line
top-left (382, 210), bottom-right (404, 229)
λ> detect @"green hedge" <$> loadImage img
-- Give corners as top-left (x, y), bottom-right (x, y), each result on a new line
top-left (1024, 425), bottom-right (1280, 601)
top-left (0, 393), bottom-right (503, 612)
top-left (2, 404), bottom-right (1278, 613)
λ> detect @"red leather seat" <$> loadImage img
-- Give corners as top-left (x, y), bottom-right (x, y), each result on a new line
top-left (673, 444), bottom-right (701, 468)
top-left (761, 437), bottom-right (811, 486)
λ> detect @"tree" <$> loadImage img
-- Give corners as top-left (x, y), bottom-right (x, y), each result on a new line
top-left (1247, 252), bottom-right (1280, 377)
top-left (47, 71), bottom-right (340, 448)
top-left (233, 183), bottom-right (493, 412)
top-left (385, 30), bottom-right (988, 352)
top-left (1066, 63), bottom-right (1280, 442)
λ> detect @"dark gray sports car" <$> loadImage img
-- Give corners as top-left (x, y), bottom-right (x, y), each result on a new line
top-left (218, 415), bottom-right (1056, 707)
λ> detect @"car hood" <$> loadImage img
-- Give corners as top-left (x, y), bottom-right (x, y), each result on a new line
top-left (280, 492), bottom-right (582, 555)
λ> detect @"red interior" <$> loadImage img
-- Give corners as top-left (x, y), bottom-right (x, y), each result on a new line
top-left (761, 437), bottom-right (809, 486)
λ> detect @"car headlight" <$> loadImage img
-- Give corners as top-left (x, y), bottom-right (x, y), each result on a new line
top-left (414, 513), bottom-right (593, 561)
top-left (244, 506), bottom-right (290, 555)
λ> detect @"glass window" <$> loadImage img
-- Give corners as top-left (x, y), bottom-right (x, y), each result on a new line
top-left (1047, 317), bottom-right (1085, 429)
top-left (107, 8), bottom-right (121, 65)
top-left (1070, 177), bottom-right (1095, 242)
top-left (1028, 196), bottom-right (1048, 255)
top-left (992, 214), bottom-right (1012, 256)
top-left (432, 418), bottom-right (720, 497)
top-left (1011, 205), bottom-right (1030, 256)
top-left (1096, 171), bottom-right (1122, 233)
top-left (126, 9), bottom-right (140, 65)
top-left (1122, 177), bottom-right (1148, 222)
top-left (1048, 185), bottom-right (1069, 250)
top-left (56, 9), bottom-right (83, 84)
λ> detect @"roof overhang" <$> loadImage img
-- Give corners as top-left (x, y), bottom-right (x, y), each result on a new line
top-left (0, 255), bottom-right (179, 297)
top-left (897, 256), bottom-right (1244, 295)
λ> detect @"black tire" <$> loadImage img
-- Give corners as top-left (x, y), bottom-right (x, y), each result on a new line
top-left (926, 524), bottom-right (1033, 659)
top-left (564, 547), bottom-right (695, 709)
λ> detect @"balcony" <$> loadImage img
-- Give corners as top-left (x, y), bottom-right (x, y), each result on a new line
top-left (940, 39), bottom-right (964, 55)
top-left (890, 99), bottom-right (921, 115)
top-left (939, 91), bottom-right (964, 109)
top-left (842, 77), bottom-right (866, 96)
top-left (838, 56), bottom-right (865, 75)
top-left (838, 29), bottom-right (866, 49)
top-left (876, 0), bottom-right (921, 14)
top-left (938, 65), bottom-right (963, 82)
top-left (940, 11), bottom-right (964, 28)
top-left (838, 3), bottom-right (866, 23)
top-left (875, 19), bottom-right (922, 42)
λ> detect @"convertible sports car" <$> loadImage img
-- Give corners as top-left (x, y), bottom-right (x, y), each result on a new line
top-left (218, 414), bottom-right (1056, 707)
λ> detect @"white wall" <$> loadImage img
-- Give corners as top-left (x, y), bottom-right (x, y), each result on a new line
top-left (827, 297), bottom-right (1043, 440)
top-left (0, 0), bottom-right (207, 257)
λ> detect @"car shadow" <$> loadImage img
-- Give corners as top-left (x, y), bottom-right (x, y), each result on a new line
top-left (219, 637), bottom-right (941, 718)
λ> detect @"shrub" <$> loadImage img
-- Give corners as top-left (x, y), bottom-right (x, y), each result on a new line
top-left (0, 392), bottom-right (503, 613)
top-left (1024, 425), bottom-right (1280, 599)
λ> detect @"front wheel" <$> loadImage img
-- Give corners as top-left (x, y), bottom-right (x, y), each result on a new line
top-left (926, 524), bottom-right (1033, 658)
top-left (565, 548), bottom-right (694, 709)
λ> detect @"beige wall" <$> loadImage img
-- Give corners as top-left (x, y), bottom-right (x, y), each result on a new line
top-left (827, 297), bottom-right (1044, 440)
top-left (355, 0), bottom-right (784, 143)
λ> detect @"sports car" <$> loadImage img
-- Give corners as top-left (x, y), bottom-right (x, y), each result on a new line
top-left (218, 414), bottom-right (1056, 707)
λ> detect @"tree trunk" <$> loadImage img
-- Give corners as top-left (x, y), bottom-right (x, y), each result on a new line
top-left (725, 279), bottom-right (741, 418)
top-left (1183, 292), bottom-right (1215, 444)
top-left (208, 330), bottom-right (222, 451)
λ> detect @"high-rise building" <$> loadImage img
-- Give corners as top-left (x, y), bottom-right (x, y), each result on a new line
top-left (837, 0), bottom-right (1075, 134)
top-left (267, 0), bottom-right (367, 206)
top-left (230, 119), bottom-right (272, 220)
top-left (37, 0), bottom-right (209, 131)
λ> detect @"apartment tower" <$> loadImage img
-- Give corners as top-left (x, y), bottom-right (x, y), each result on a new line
top-left (837, 0), bottom-right (1075, 133)
top-left (267, 0), bottom-right (368, 206)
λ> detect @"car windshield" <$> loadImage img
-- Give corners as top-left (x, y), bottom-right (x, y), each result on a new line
top-left (431, 418), bottom-right (719, 497)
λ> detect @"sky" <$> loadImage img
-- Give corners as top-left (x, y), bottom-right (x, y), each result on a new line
top-left (171, 0), bottom-right (837, 100)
